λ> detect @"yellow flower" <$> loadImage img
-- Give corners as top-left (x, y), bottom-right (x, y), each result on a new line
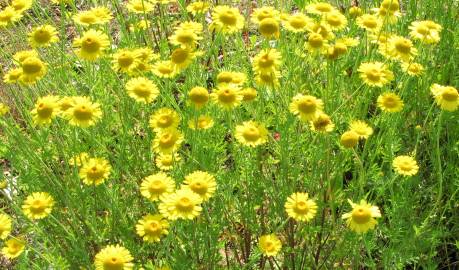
top-left (94, 245), bottom-right (134, 270)
top-left (283, 13), bottom-right (312, 33)
top-left (73, 10), bottom-right (99, 27)
top-left (112, 49), bottom-right (140, 73)
top-left (170, 47), bottom-right (198, 71)
top-left (159, 189), bottom-right (203, 220)
top-left (156, 153), bottom-right (180, 171)
top-left (304, 33), bottom-right (329, 54)
top-left (0, 7), bottom-right (23, 27)
top-left (340, 130), bottom-right (359, 148)
top-left (58, 96), bottom-right (75, 113)
top-left (209, 5), bottom-right (245, 34)
top-left (348, 6), bottom-right (363, 18)
top-left (235, 121), bottom-right (268, 147)
top-left (152, 129), bottom-right (184, 154)
top-left (289, 94), bottom-right (323, 121)
top-left (126, 0), bottom-right (155, 13)
top-left (19, 56), bottom-right (47, 84)
top-left (401, 62), bottom-right (424, 77)
top-left (125, 77), bottom-right (159, 104)
top-left (305, 2), bottom-right (336, 15)
top-left (79, 158), bottom-right (111, 186)
top-left (188, 115), bottom-right (214, 130)
top-left (216, 71), bottom-right (246, 86)
top-left (188, 86), bottom-right (209, 109)
top-left (349, 120), bottom-right (373, 139)
top-left (285, 192), bottom-right (317, 222)
top-left (322, 10), bottom-right (347, 31)
top-left (258, 18), bottom-right (280, 39)
top-left (393, 155), bottom-right (419, 176)
top-left (175, 21), bottom-right (203, 35)
top-left (149, 108), bottom-right (180, 132)
top-left (259, 234), bottom-right (282, 257)
top-left (73, 29), bottom-right (110, 61)
top-left (28, 25), bottom-right (59, 48)
top-left (13, 49), bottom-right (38, 63)
top-left (0, 103), bottom-right (10, 116)
top-left (11, 0), bottom-right (33, 13)
top-left (3, 68), bottom-right (22, 84)
top-left (1, 238), bottom-right (25, 259)
top-left (186, 2), bottom-right (210, 15)
top-left (22, 192), bottom-right (55, 220)
top-left (136, 214), bottom-right (169, 242)
top-left (152, 60), bottom-right (178, 78)
top-left (377, 92), bottom-right (404, 112)
top-left (310, 112), bottom-right (334, 133)
top-left (0, 213), bottom-right (12, 239)
top-left (430, 84), bottom-right (458, 112)
top-left (358, 62), bottom-right (394, 87)
top-left (251, 6), bottom-right (279, 25)
top-left (64, 96), bottom-right (102, 127)
top-left (356, 14), bottom-right (382, 32)
top-left (240, 87), bottom-right (257, 102)
top-left (255, 70), bottom-right (281, 88)
top-left (169, 28), bottom-right (202, 49)
top-left (306, 22), bottom-right (334, 40)
top-left (210, 84), bottom-right (243, 110)
top-left (384, 36), bottom-right (417, 62)
top-left (90, 6), bottom-right (113, 23)
top-left (342, 199), bottom-right (381, 233)
top-left (252, 49), bottom-right (282, 73)
top-left (31, 95), bottom-right (60, 126)
top-left (409, 20), bottom-right (442, 44)
top-left (182, 171), bottom-right (216, 201)
top-left (69, 152), bottom-right (90, 167)
top-left (140, 172), bottom-right (175, 202)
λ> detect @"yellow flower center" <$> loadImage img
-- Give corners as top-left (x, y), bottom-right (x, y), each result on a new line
top-left (146, 220), bottom-right (160, 233)
top-left (242, 127), bottom-right (260, 141)
top-left (399, 161), bottom-right (413, 171)
top-left (87, 166), bottom-right (104, 180)
top-left (22, 59), bottom-right (42, 74)
top-left (176, 197), bottom-right (193, 211)
top-left (264, 241), bottom-right (275, 252)
top-left (189, 180), bottom-right (208, 195)
top-left (73, 105), bottom-right (93, 120)
top-left (416, 25), bottom-right (430, 35)
top-left (133, 83), bottom-right (151, 98)
top-left (171, 48), bottom-right (189, 64)
top-left (103, 256), bottom-right (124, 270)
top-left (297, 98), bottom-right (317, 114)
top-left (79, 13), bottom-right (97, 24)
top-left (177, 32), bottom-right (195, 44)
top-left (441, 88), bottom-right (458, 101)
top-left (382, 96), bottom-right (397, 108)
top-left (316, 3), bottom-right (332, 12)
top-left (326, 14), bottom-right (342, 26)
top-left (219, 10), bottom-right (237, 25)
top-left (313, 115), bottom-right (331, 130)
top-left (394, 39), bottom-right (412, 54)
top-left (158, 64), bottom-right (173, 74)
top-left (308, 34), bottom-right (324, 48)
top-left (363, 17), bottom-right (377, 28)
top-left (259, 18), bottom-right (279, 36)
top-left (159, 133), bottom-right (176, 148)
top-left (148, 180), bottom-right (165, 194)
top-left (294, 201), bottom-right (310, 214)
top-left (81, 37), bottom-right (101, 53)
top-left (118, 53), bottom-right (134, 67)
top-left (351, 206), bottom-right (372, 224)
top-left (158, 115), bottom-right (173, 127)
top-left (257, 10), bottom-right (272, 22)
top-left (37, 103), bottom-right (54, 118)
top-left (366, 68), bottom-right (381, 82)
top-left (33, 29), bottom-right (51, 44)
top-left (258, 54), bottom-right (274, 68)
top-left (190, 91), bottom-right (208, 104)
top-left (217, 72), bottom-right (233, 83)
top-left (30, 199), bottom-right (46, 213)
top-left (218, 89), bottom-right (236, 103)
top-left (290, 17), bottom-right (307, 29)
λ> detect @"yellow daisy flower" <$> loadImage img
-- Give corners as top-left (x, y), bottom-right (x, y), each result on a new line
top-left (11, 0), bottom-right (33, 13)
top-left (152, 129), bottom-right (184, 154)
top-left (0, 213), bottom-right (12, 240)
top-left (349, 120), bottom-right (373, 139)
top-left (385, 35), bottom-right (417, 62)
top-left (22, 192), bottom-right (55, 220)
top-left (430, 84), bottom-right (458, 112)
top-left (19, 56), bottom-right (47, 84)
top-left (210, 84), bottom-right (243, 110)
top-left (322, 10), bottom-right (347, 31)
top-left (305, 2), bottom-right (336, 15)
top-left (186, 1), bottom-right (210, 15)
top-left (112, 49), bottom-right (140, 73)
top-left (73, 29), bottom-right (110, 61)
top-left (342, 199), bottom-right (381, 233)
top-left (255, 70), bottom-right (281, 88)
top-left (259, 234), bottom-right (282, 257)
top-left (169, 28), bottom-right (202, 49)
top-left (216, 71), bottom-right (246, 86)
top-left (136, 214), bottom-right (169, 242)
top-left (235, 121), bottom-right (268, 147)
top-left (209, 5), bottom-right (245, 34)
top-left (356, 14), bottom-right (382, 32)
top-left (304, 32), bottom-right (329, 54)
top-left (0, 7), bottom-right (23, 27)
top-left (340, 130), bottom-right (360, 148)
top-left (28, 24), bottom-right (59, 48)
top-left (30, 95), bottom-right (60, 126)
top-left (0, 103), bottom-right (10, 116)
top-left (377, 92), bottom-right (404, 112)
top-left (358, 62), bottom-right (394, 87)
top-left (13, 49), bottom-right (38, 64)
top-left (348, 6), bottom-right (363, 18)
top-left (73, 10), bottom-right (99, 27)
top-left (90, 6), bottom-right (113, 23)
top-left (94, 245), bottom-right (134, 270)
top-left (392, 155), bottom-right (419, 176)
top-left (3, 68), bottom-right (23, 84)
top-left (282, 13), bottom-right (312, 33)
top-left (182, 170), bottom-right (216, 201)
top-left (310, 112), bottom-right (334, 133)
top-left (126, 0), bottom-right (155, 13)
top-left (289, 94), bottom-right (323, 121)
top-left (149, 108), bottom-right (180, 132)
top-left (170, 47), bottom-right (197, 71)
top-left (285, 192), bottom-right (317, 222)
top-left (152, 60), bottom-right (178, 78)
top-left (125, 77), bottom-right (159, 104)
top-left (79, 157), bottom-right (111, 186)
top-left (188, 86), bottom-right (209, 109)
top-left (251, 6), bottom-right (279, 25)
top-left (409, 20), bottom-right (442, 44)
top-left (1, 238), bottom-right (25, 259)
top-left (258, 18), bottom-right (280, 39)
top-left (140, 172), bottom-right (175, 202)
top-left (252, 49), bottom-right (282, 73)
top-left (64, 96), bottom-right (102, 127)
top-left (159, 189), bottom-right (203, 220)
top-left (240, 87), bottom-right (257, 102)
top-left (155, 153), bottom-right (180, 171)
top-left (401, 62), bottom-right (424, 77)
top-left (188, 115), bottom-right (214, 130)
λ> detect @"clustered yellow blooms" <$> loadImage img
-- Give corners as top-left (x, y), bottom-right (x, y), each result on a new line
top-left (0, 0), bottom-right (454, 266)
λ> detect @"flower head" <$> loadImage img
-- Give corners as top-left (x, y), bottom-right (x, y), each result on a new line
top-left (159, 189), bottom-right (203, 220)
top-left (377, 92), bottom-right (404, 112)
top-left (64, 96), bottom-right (102, 127)
top-left (358, 62), bottom-right (394, 87)
top-left (0, 213), bottom-right (12, 239)
top-left (209, 5), bottom-right (245, 34)
top-left (136, 214), bottom-right (169, 242)
top-left (149, 108), bottom-right (180, 132)
top-left (182, 171), bottom-right (216, 201)
top-left (152, 129), bottom-right (184, 154)
top-left (22, 192), bottom-right (55, 220)
top-left (28, 25), bottom-right (59, 47)
top-left (73, 29), bottom-right (110, 61)
top-left (19, 56), bottom-right (47, 84)
top-left (31, 95), bottom-right (60, 126)
top-left (235, 121), bottom-right (268, 147)
top-left (94, 245), bottom-right (134, 270)
top-left (259, 234), bottom-right (282, 257)
top-left (1, 238), bottom-right (25, 259)
top-left (186, 2), bottom-right (210, 15)
top-left (210, 84), bottom-right (243, 110)
top-left (126, 77), bottom-right (159, 104)
top-left (349, 120), bottom-right (373, 139)
top-left (188, 86), bottom-right (209, 109)
top-left (392, 155), bottom-right (419, 176)
top-left (340, 130), bottom-right (359, 148)
top-left (79, 158), bottom-right (111, 186)
top-left (140, 172), bottom-right (175, 202)
top-left (342, 199), bottom-right (381, 233)
top-left (285, 192), bottom-right (317, 222)
top-left (430, 84), bottom-right (458, 112)
top-left (289, 94), bottom-right (323, 121)
top-left (188, 115), bottom-right (214, 130)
